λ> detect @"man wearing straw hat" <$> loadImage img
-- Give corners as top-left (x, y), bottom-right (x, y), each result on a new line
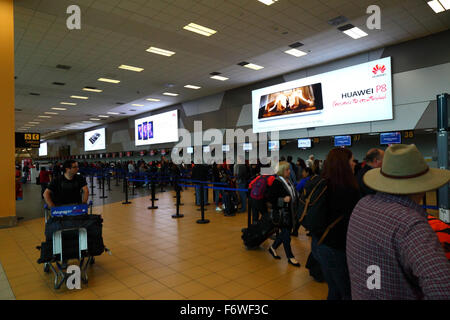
top-left (347, 144), bottom-right (450, 300)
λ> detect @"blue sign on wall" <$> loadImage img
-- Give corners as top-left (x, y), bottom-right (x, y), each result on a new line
top-left (334, 135), bottom-right (352, 147)
top-left (380, 132), bottom-right (401, 145)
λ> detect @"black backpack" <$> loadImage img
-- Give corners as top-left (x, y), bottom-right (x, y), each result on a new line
top-left (297, 176), bottom-right (344, 245)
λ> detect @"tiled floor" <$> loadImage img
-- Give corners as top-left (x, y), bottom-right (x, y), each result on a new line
top-left (0, 188), bottom-right (328, 300)
top-left (0, 261), bottom-right (15, 300)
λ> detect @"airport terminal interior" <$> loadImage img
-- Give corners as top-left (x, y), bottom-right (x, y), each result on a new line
top-left (1, 0), bottom-right (450, 301)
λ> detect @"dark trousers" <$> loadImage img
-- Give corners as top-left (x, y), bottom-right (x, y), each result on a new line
top-left (272, 227), bottom-right (294, 259)
top-left (250, 198), bottom-right (267, 223)
top-left (311, 236), bottom-right (351, 300)
top-left (195, 186), bottom-right (209, 205)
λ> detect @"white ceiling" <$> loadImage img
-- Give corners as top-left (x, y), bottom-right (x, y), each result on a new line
top-left (13, 0), bottom-right (450, 139)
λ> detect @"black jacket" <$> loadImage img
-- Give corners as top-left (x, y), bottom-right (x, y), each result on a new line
top-left (356, 164), bottom-right (376, 197)
top-left (322, 185), bottom-right (360, 251)
top-left (267, 178), bottom-right (298, 228)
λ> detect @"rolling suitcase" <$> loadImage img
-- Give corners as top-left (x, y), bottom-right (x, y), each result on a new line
top-left (241, 218), bottom-right (276, 249)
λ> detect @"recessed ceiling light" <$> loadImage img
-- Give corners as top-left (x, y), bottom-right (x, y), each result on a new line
top-left (146, 98), bottom-right (161, 102)
top-left (98, 78), bottom-right (121, 84)
top-left (29, 122), bottom-right (40, 124)
top-left (338, 24), bottom-right (368, 39)
top-left (83, 87), bottom-right (103, 93)
top-left (90, 118), bottom-right (101, 121)
top-left (428, 0), bottom-right (450, 12)
top-left (38, 115), bottom-right (51, 118)
top-left (257, 0), bottom-right (278, 5)
top-left (60, 102), bottom-right (77, 105)
top-left (184, 85), bottom-right (201, 90)
top-left (285, 48), bottom-right (308, 57)
top-left (146, 47), bottom-right (176, 57)
top-left (119, 65), bottom-right (144, 72)
top-left (82, 121), bottom-right (93, 123)
top-left (45, 112), bottom-right (58, 115)
top-left (52, 82), bottom-right (65, 86)
top-left (70, 95), bottom-right (89, 100)
top-left (107, 112), bottom-right (119, 115)
top-left (98, 115), bottom-right (110, 118)
top-left (239, 62), bottom-right (264, 70)
top-left (183, 23), bottom-right (217, 37)
top-left (52, 107), bottom-right (67, 111)
top-left (163, 92), bottom-right (179, 96)
top-left (132, 104), bottom-right (145, 107)
top-left (210, 75), bottom-right (229, 81)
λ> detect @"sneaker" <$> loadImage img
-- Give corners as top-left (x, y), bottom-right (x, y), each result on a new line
top-left (216, 206), bottom-right (223, 212)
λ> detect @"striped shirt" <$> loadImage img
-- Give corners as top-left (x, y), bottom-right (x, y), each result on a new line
top-left (347, 192), bottom-right (450, 300)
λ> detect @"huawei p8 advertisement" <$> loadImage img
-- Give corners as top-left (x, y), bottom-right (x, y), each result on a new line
top-left (84, 128), bottom-right (106, 151)
top-left (135, 110), bottom-right (179, 146)
top-left (252, 57), bottom-right (393, 133)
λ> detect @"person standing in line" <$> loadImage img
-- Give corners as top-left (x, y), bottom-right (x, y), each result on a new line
top-left (234, 156), bottom-right (248, 213)
top-left (356, 148), bottom-right (385, 197)
top-left (39, 167), bottom-right (51, 199)
top-left (306, 155), bottom-right (314, 168)
top-left (268, 161), bottom-right (300, 267)
top-left (310, 148), bottom-right (360, 300)
top-left (347, 144), bottom-right (450, 300)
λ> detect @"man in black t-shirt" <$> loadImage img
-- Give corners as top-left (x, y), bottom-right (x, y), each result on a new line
top-left (44, 160), bottom-right (89, 208)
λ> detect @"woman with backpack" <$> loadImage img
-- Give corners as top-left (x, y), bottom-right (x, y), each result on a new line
top-left (267, 161), bottom-right (300, 267)
top-left (310, 148), bottom-right (360, 300)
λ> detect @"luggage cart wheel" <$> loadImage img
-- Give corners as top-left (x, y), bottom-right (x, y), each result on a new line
top-left (81, 274), bottom-right (88, 284)
top-left (90, 257), bottom-right (95, 265)
top-left (44, 263), bottom-right (50, 273)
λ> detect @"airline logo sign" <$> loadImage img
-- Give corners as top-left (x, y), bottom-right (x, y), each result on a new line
top-left (51, 204), bottom-right (88, 217)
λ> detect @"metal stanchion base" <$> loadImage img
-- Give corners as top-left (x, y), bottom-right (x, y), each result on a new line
top-left (196, 219), bottom-right (210, 224)
top-left (148, 206), bottom-right (158, 209)
top-left (99, 196), bottom-right (108, 199)
top-left (197, 208), bottom-right (208, 211)
top-left (90, 193), bottom-right (96, 196)
top-left (122, 201), bottom-right (131, 205)
top-left (172, 214), bottom-right (184, 219)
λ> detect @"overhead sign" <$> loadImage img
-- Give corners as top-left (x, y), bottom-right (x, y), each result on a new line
top-left (252, 57), bottom-right (393, 133)
top-left (334, 135), bottom-right (352, 147)
top-left (380, 132), bottom-right (402, 145)
top-left (15, 132), bottom-right (40, 148)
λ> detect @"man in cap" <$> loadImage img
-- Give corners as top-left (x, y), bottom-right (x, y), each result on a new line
top-left (347, 144), bottom-right (450, 299)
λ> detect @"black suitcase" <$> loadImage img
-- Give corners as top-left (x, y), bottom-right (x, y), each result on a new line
top-left (241, 218), bottom-right (276, 249)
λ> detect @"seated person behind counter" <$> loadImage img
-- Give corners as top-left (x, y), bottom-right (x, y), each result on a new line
top-left (44, 160), bottom-right (89, 208)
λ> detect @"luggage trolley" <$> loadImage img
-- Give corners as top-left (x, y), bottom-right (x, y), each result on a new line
top-left (41, 201), bottom-right (97, 289)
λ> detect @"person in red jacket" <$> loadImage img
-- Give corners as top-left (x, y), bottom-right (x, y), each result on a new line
top-left (38, 167), bottom-right (51, 199)
top-left (248, 173), bottom-right (275, 223)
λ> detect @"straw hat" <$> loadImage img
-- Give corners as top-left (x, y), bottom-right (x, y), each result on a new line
top-left (363, 144), bottom-right (450, 195)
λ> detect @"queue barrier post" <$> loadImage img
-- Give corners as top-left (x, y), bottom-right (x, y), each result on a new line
top-left (122, 175), bottom-right (131, 205)
top-left (107, 173), bottom-right (112, 191)
top-left (89, 175), bottom-right (96, 196)
top-left (99, 173), bottom-right (108, 199)
top-left (148, 178), bottom-right (158, 210)
top-left (171, 183), bottom-right (184, 219)
top-left (247, 190), bottom-right (252, 229)
top-left (196, 184), bottom-right (210, 224)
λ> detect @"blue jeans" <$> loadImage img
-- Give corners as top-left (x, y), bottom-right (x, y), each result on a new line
top-left (214, 189), bottom-right (222, 206)
top-left (195, 186), bottom-right (209, 206)
top-left (237, 183), bottom-right (247, 211)
top-left (272, 227), bottom-right (294, 259)
top-left (311, 236), bottom-right (351, 300)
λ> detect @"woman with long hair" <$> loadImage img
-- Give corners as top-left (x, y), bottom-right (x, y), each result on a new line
top-left (311, 148), bottom-right (360, 300)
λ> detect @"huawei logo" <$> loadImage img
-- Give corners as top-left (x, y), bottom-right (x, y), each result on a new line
top-left (372, 64), bottom-right (386, 75)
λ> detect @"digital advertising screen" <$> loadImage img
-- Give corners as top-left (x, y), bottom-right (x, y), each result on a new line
top-left (380, 132), bottom-right (401, 145)
top-left (39, 142), bottom-right (48, 156)
top-left (135, 110), bottom-right (178, 146)
top-left (334, 136), bottom-right (352, 147)
top-left (84, 128), bottom-right (106, 151)
top-left (252, 57), bottom-right (393, 133)
top-left (298, 139), bottom-right (312, 149)
top-left (268, 141), bottom-right (280, 151)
